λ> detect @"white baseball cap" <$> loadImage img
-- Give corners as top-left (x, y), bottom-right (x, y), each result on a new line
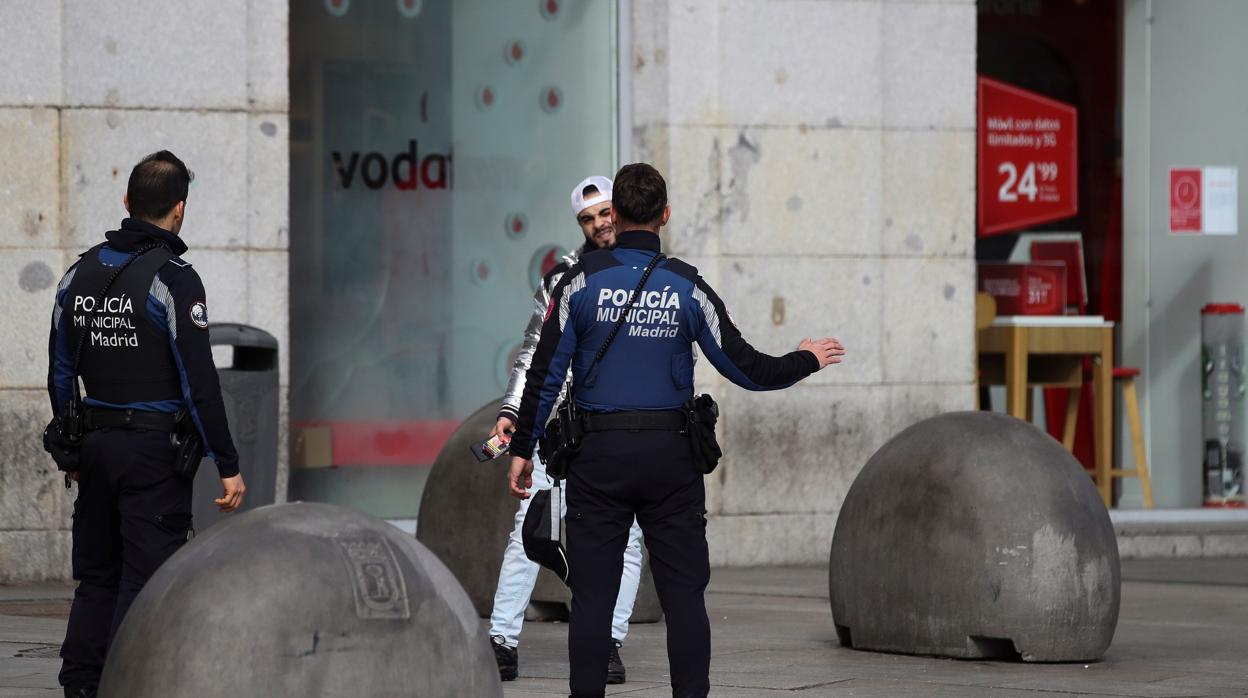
top-left (570, 175), bottom-right (612, 217)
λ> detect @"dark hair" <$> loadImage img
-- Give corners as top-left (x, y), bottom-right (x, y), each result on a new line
top-left (126, 150), bottom-right (194, 220)
top-left (611, 163), bottom-right (667, 225)
top-left (581, 184), bottom-right (600, 198)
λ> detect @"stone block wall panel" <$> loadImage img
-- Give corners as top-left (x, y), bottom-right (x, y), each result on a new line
top-left (245, 250), bottom-right (289, 383)
top-left (707, 512), bottom-right (838, 567)
top-left (0, 108), bottom-right (61, 248)
top-left (247, 114), bottom-right (290, 250)
top-left (717, 385), bottom-right (891, 516)
top-left (247, 0), bottom-right (289, 111)
top-left (62, 109), bottom-right (250, 250)
top-left (882, 257), bottom-right (975, 383)
top-left (882, 1), bottom-right (977, 129)
top-left (0, 391), bottom-right (72, 532)
top-left (0, 530), bottom-right (72, 584)
top-left (64, 0), bottom-right (248, 110)
top-left (882, 129), bottom-right (975, 258)
top-left (0, 249), bottom-right (67, 390)
top-left (717, 0), bottom-right (883, 128)
top-left (0, 2), bottom-right (62, 106)
top-left (720, 127), bottom-right (884, 257)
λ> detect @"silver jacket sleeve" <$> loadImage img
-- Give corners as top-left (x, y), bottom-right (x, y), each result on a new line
top-left (498, 277), bottom-right (553, 423)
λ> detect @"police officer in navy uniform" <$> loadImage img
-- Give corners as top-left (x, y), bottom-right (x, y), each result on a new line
top-left (507, 163), bottom-right (845, 697)
top-left (48, 151), bottom-right (245, 698)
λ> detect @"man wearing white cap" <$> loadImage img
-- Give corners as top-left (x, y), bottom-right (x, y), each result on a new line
top-left (486, 176), bottom-right (644, 684)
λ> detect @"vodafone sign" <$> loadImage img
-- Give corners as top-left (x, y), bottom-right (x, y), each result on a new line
top-left (978, 77), bottom-right (1078, 237)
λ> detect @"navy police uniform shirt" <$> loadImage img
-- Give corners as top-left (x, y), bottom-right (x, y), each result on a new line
top-left (510, 230), bottom-right (820, 459)
top-left (47, 218), bottom-right (240, 478)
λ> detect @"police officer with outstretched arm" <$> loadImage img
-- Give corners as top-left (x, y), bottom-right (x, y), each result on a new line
top-left (486, 176), bottom-right (644, 684)
top-left (47, 151), bottom-right (245, 698)
top-left (507, 163), bottom-right (845, 697)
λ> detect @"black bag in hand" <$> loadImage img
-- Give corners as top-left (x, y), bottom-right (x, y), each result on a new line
top-left (521, 483), bottom-right (569, 583)
top-left (684, 393), bottom-right (722, 474)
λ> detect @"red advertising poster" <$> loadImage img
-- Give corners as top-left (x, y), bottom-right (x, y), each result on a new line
top-left (977, 77), bottom-right (1079, 237)
top-left (1169, 168), bottom-right (1202, 233)
top-left (977, 262), bottom-right (1067, 316)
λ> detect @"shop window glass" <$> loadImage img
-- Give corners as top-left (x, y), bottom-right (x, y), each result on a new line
top-left (290, 0), bottom-right (616, 516)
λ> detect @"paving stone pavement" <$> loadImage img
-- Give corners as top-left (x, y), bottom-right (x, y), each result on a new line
top-left (1, 559), bottom-right (1245, 697)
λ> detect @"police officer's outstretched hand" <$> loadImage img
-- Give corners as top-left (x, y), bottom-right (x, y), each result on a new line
top-left (507, 456), bottom-right (533, 500)
top-left (216, 473), bottom-right (246, 512)
top-left (799, 337), bottom-right (846, 369)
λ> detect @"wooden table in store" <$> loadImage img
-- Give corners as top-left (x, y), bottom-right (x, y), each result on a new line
top-left (977, 316), bottom-right (1115, 507)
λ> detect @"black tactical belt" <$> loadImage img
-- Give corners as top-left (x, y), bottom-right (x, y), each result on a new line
top-left (84, 408), bottom-right (178, 432)
top-left (582, 410), bottom-right (685, 433)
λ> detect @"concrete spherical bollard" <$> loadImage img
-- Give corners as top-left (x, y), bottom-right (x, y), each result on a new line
top-left (829, 411), bottom-right (1120, 662)
top-left (417, 399), bottom-right (662, 622)
top-left (99, 502), bottom-right (501, 698)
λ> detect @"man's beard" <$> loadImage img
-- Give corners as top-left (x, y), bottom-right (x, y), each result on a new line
top-left (586, 227), bottom-right (615, 249)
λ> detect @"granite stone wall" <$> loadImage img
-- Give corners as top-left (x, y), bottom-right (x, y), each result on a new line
top-left (0, 1), bottom-right (288, 582)
top-left (629, 0), bottom-right (977, 566)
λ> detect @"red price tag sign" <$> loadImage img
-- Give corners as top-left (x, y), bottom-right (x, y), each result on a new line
top-left (977, 77), bottom-right (1079, 237)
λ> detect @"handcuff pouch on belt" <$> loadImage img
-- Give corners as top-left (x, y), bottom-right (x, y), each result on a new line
top-left (43, 397), bottom-right (83, 474)
top-left (42, 244), bottom-right (161, 478)
top-left (171, 408), bottom-right (205, 480)
top-left (682, 393), bottom-right (723, 474)
top-left (537, 397), bottom-right (582, 481)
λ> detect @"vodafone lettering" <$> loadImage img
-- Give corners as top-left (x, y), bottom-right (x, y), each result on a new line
top-left (331, 139), bottom-right (452, 191)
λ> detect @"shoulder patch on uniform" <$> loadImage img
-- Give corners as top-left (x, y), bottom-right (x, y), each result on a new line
top-left (578, 248), bottom-right (621, 276)
top-left (662, 257), bottom-right (699, 282)
top-left (168, 257), bottom-right (192, 268)
top-left (189, 301), bottom-right (209, 329)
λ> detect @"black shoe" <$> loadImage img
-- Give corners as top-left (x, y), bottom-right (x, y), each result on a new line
top-left (606, 638), bottom-right (626, 684)
top-left (64, 687), bottom-right (97, 698)
top-left (491, 634), bottom-right (518, 681)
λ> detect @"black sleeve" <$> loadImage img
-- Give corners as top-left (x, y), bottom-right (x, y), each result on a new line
top-left (160, 265), bottom-right (240, 478)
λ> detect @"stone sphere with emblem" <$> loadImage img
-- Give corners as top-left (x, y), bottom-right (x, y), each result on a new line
top-left (99, 502), bottom-right (501, 697)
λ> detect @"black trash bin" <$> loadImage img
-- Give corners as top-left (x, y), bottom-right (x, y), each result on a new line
top-left (191, 323), bottom-right (280, 531)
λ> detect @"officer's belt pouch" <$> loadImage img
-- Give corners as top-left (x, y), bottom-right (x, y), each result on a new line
top-left (171, 409), bottom-right (205, 480)
top-left (521, 484), bottom-right (569, 584)
top-left (538, 399), bottom-right (583, 480)
top-left (42, 399), bottom-right (84, 473)
top-left (683, 393), bottom-right (723, 475)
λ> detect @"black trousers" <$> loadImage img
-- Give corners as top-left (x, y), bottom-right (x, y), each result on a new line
top-left (565, 429), bottom-right (710, 698)
top-left (59, 428), bottom-right (193, 689)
